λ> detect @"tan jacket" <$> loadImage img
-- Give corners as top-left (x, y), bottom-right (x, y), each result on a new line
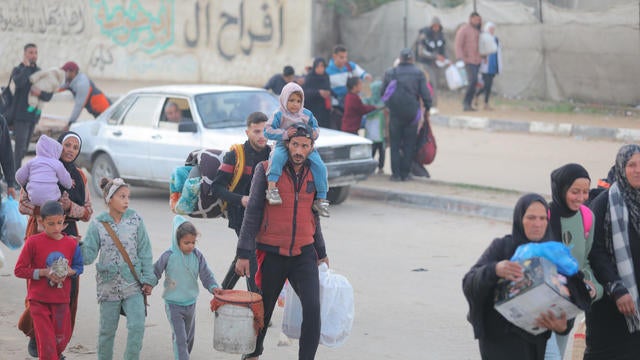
top-left (455, 23), bottom-right (481, 65)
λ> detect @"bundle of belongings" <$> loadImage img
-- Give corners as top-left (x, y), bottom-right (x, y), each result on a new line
top-left (169, 145), bottom-right (244, 219)
top-left (494, 242), bottom-right (592, 335)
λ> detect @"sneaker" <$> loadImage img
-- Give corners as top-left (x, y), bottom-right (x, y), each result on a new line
top-left (313, 199), bottom-right (330, 217)
top-left (390, 175), bottom-right (402, 182)
top-left (377, 168), bottom-right (385, 175)
top-left (402, 174), bottom-right (414, 181)
top-left (265, 188), bottom-right (282, 205)
top-left (28, 337), bottom-right (38, 357)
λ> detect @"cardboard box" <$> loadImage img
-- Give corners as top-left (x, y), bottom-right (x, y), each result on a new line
top-left (494, 257), bottom-right (581, 335)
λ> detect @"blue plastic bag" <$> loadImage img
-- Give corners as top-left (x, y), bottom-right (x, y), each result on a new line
top-left (175, 177), bottom-right (200, 215)
top-left (510, 241), bottom-right (579, 276)
top-left (0, 196), bottom-right (27, 249)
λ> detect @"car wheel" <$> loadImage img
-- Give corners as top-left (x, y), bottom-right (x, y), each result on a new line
top-left (91, 154), bottom-right (120, 196)
top-left (326, 186), bottom-right (350, 205)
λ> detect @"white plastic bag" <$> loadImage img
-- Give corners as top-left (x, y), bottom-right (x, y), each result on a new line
top-left (0, 196), bottom-right (27, 249)
top-left (282, 263), bottom-right (354, 347)
top-left (446, 62), bottom-right (469, 91)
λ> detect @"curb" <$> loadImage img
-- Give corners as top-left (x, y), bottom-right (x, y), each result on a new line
top-left (431, 114), bottom-right (640, 142)
top-left (350, 185), bottom-right (513, 222)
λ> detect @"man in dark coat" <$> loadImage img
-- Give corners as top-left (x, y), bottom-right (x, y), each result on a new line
top-left (381, 48), bottom-right (432, 182)
top-left (415, 17), bottom-right (447, 107)
top-left (12, 43), bottom-right (54, 168)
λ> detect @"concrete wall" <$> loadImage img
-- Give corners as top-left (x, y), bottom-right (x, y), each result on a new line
top-left (0, 0), bottom-right (312, 86)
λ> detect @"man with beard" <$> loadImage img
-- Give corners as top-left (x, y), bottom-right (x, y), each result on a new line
top-left (455, 12), bottom-right (483, 111)
top-left (211, 112), bottom-right (272, 293)
top-left (235, 123), bottom-right (329, 360)
top-left (12, 43), bottom-right (54, 168)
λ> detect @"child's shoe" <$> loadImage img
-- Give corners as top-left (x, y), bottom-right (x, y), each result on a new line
top-left (27, 105), bottom-right (35, 113)
top-left (35, 108), bottom-right (41, 115)
top-left (266, 188), bottom-right (282, 205)
top-left (313, 199), bottom-right (330, 217)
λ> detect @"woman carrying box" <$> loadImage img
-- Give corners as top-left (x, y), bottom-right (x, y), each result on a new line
top-left (462, 193), bottom-right (570, 360)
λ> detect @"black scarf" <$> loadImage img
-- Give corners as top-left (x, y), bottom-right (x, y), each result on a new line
top-left (549, 163), bottom-right (590, 243)
top-left (511, 193), bottom-right (552, 246)
top-left (57, 131), bottom-right (85, 208)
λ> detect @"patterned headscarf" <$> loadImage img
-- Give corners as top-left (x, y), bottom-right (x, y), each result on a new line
top-left (612, 144), bottom-right (640, 235)
top-left (104, 178), bottom-right (128, 203)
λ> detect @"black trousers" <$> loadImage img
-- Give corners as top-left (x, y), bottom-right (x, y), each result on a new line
top-left (221, 227), bottom-right (259, 293)
top-left (371, 141), bottom-right (385, 170)
top-left (246, 245), bottom-right (320, 359)
top-left (389, 117), bottom-right (418, 179)
top-left (13, 119), bottom-right (35, 169)
top-left (476, 73), bottom-right (496, 104)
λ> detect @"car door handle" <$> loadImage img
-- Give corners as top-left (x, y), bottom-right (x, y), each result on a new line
top-left (151, 134), bottom-right (161, 140)
top-left (112, 130), bottom-right (122, 136)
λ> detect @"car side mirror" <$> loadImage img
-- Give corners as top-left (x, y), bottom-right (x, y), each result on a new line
top-left (178, 120), bottom-right (197, 133)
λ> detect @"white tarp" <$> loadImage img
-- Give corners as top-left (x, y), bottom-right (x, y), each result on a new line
top-left (340, 0), bottom-right (640, 105)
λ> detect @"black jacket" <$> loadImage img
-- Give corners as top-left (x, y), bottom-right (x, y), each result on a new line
top-left (12, 63), bottom-right (53, 123)
top-left (0, 115), bottom-right (15, 187)
top-left (415, 27), bottom-right (446, 64)
top-left (463, 235), bottom-right (555, 359)
top-left (381, 62), bottom-right (432, 112)
top-left (585, 190), bottom-right (640, 358)
top-left (303, 71), bottom-right (331, 128)
top-left (211, 141), bottom-right (271, 233)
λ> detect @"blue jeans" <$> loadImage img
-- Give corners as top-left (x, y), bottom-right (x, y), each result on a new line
top-left (267, 142), bottom-right (328, 199)
top-left (463, 63), bottom-right (480, 108)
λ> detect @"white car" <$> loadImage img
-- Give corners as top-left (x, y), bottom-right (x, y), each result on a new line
top-left (71, 85), bottom-right (377, 204)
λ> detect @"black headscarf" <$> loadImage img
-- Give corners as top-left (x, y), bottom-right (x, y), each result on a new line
top-left (303, 57), bottom-right (331, 127)
top-left (512, 193), bottom-right (552, 246)
top-left (611, 144), bottom-right (640, 236)
top-left (57, 131), bottom-right (85, 207)
top-left (549, 163), bottom-right (590, 242)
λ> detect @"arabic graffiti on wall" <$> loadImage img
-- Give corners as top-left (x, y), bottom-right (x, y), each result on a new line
top-left (90, 0), bottom-right (174, 54)
top-left (0, 0), bottom-right (85, 35)
top-left (184, 0), bottom-right (284, 61)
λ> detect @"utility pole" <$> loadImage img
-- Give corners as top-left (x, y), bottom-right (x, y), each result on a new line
top-left (403, 0), bottom-right (409, 48)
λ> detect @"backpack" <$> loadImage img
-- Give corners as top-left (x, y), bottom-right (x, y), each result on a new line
top-left (546, 205), bottom-right (593, 240)
top-left (579, 205), bottom-right (593, 239)
top-left (169, 144), bottom-right (245, 219)
top-left (382, 68), bottom-right (420, 121)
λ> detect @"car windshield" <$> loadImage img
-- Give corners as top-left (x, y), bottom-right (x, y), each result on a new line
top-left (195, 91), bottom-right (279, 129)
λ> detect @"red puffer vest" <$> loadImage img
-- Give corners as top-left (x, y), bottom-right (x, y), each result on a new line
top-left (257, 161), bottom-right (316, 256)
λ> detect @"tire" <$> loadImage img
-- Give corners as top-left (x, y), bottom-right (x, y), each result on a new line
top-left (326, 186), bottom-right (350, 205)
top-left (91, 153), bottom-right (119, 196)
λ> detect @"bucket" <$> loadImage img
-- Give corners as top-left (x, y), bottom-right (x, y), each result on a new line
top-left (210, 290), bottom-right (264, 354)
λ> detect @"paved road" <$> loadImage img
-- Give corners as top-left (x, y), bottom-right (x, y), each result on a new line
top-left (0, 189), bottom-right (508, 360)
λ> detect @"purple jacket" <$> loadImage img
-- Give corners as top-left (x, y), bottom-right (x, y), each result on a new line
top-left (15, 135), bottom-right (72, 206)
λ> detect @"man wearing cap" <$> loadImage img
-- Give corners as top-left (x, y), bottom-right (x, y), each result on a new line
top-left (415, 17), bottom-right (447, 107)
top-left (12, 43), bottom-right (54, 168)
top-left (60, 61), bottom-right (111, 127)
top-left (235, 124), bottom-right (329, 360)
top-left (381, 48), bottom-right (431, 182)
